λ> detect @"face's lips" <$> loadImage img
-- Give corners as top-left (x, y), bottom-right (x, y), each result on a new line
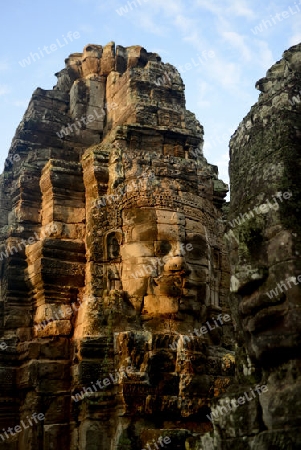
top-left (239, 290), bottom-right (286, 317)
top-left (237, 273), bottom-right (288, 334)
top-left (242, 302), bottom-right (288, 334)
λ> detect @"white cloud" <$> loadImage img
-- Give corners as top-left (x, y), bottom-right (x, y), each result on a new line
top-left (222, 31), bottom-right (252, 61)
top-left (174, 13), bottom-right (197, 33)
top-left (12, 100), bottom-right (28, 107)
top-left (182, 32), bottom-right (208, 53)
top-left (254, 40), bottom-right (274, 71)
top-left (0, 85), bottom-right (11, 96)
top-left (210, 58), bottom-right (242, 90)
top-left (289, 16), bottom-right (301, 47)
top-left (124, 0), bottom-right (184, 36)
top-left (289, 32), bottom-right (301, 46)
top-left (74, 0), bottom-right (93, 4)
top-left (194, 0), bottom-right (256, 19)
top-left (196, 81), bottom-right (214, 108)
top-left (150, 0), bottom-right (183, 17)
top-left (133, 12), bottom-right (168, 36)
top-left (0, 60), bottom-right (10, 72)
top-left (79, 24), bottom-right (95, 34)
top-left (227, 0), bottom-right (256, 19)
top-left (194, 0), bottom-right (221, 16)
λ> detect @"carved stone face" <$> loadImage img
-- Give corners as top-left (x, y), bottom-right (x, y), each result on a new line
top-left (228, 192), bottom-right (301, 363)
top-left (119, 205), bottom-right (221, 326)
top-left (101, 145), bottom-right (226, 336)
top-left (226, 44), bottom-right (301, 367)
top-left (112, 202), bottom-right (230, 418)
top-left (97, 139), bottom-right (230, 422)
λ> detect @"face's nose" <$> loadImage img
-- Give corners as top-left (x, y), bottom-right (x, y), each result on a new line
top-left (164, 256), bottom-right (186, 272)
top-left (172, 243), bottom-right (185, 257)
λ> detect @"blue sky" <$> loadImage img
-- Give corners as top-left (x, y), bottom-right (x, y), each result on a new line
top-left (1, 0), bottom-right (301, 190)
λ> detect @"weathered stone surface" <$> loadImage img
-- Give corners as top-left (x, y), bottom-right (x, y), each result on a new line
top-left (211, 43), bottom-right (301, 449)
top-left (0, 43), bottom-right (232, 449)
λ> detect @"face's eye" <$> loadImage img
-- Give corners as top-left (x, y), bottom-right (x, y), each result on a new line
top-left (155, 240), bottom-right (172, 256)
top-left (246, 227), bottom-right (263, 250)
top-left (186, 235), bottom-right (208, 261)
top-left (238, 217), bottom-right (265, 260)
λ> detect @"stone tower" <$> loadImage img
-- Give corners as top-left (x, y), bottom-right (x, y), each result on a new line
top-left (208, 43), bottom-right (301, 449)
top-left (0, 43), bottom-right (233, 449)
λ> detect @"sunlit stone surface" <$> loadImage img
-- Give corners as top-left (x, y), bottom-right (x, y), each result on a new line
top-left (0, 43), bottom-right (233, 449)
